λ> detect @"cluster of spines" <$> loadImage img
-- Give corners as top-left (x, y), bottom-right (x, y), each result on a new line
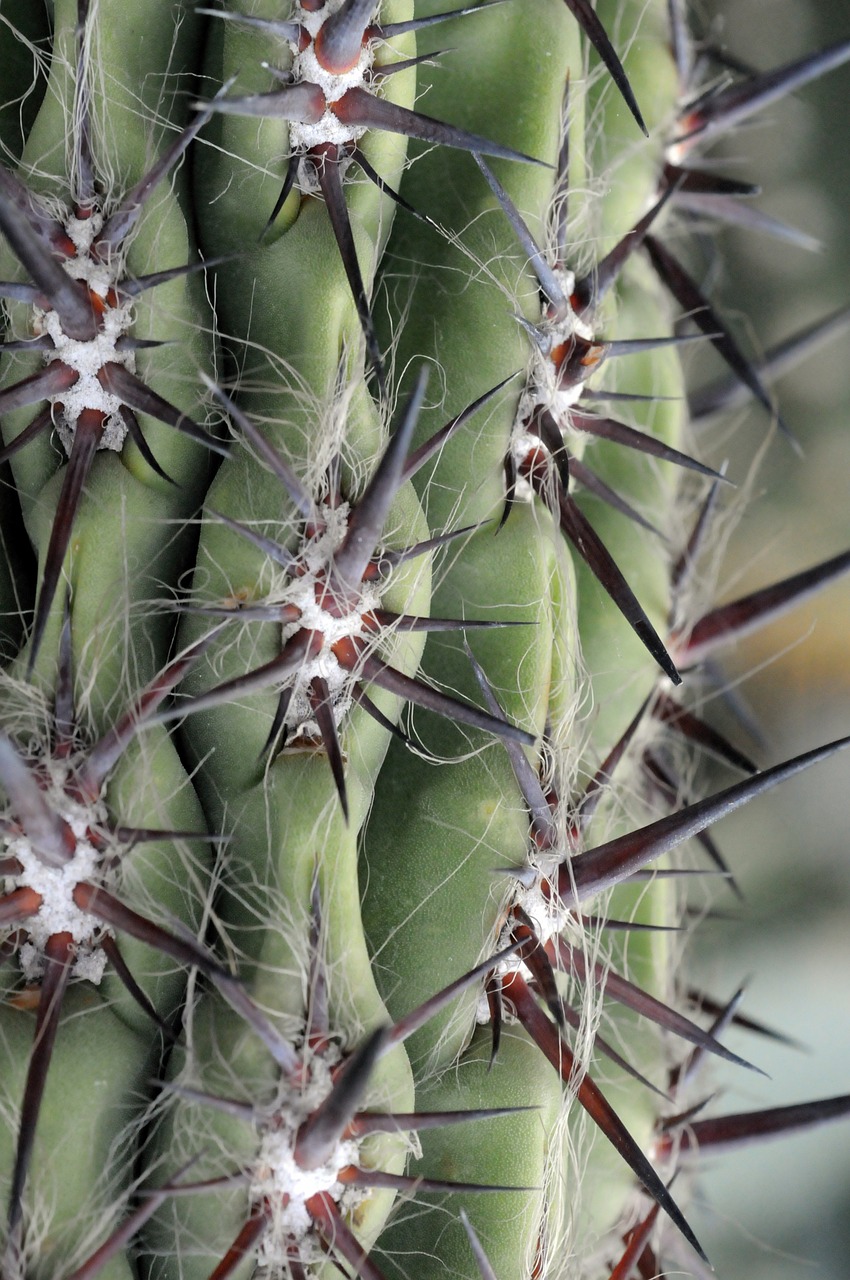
top-left (0, 2), bottom-right (850, 1280)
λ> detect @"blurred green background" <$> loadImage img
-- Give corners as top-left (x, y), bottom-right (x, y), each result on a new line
top-left (676, 3), bottom-right (850, 1276)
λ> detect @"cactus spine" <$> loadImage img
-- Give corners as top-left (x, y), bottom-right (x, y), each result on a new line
top-left (1, 2), bottom-right (849, 1278)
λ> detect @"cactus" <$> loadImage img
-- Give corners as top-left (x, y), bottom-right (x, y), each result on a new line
top-left (0, 1), bottom-right (849, 1278)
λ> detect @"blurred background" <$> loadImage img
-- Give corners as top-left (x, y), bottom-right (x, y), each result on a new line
top-left (676, 2), bottom-right (850, 1276)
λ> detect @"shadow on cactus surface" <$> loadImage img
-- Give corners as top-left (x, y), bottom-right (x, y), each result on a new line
top-left (1, 0), bottom-right (849, 1278)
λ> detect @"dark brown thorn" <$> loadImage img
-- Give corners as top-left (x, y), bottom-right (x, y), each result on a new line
top-left (671, 986), bottom-right (745, 1092)
top-left (486, 976), bottom-right (503, 1068)
top-left (664, 164), bottom-right (761, 197)
top-left (653, 691), bottom-right (757, 774)
top-left (387, 940), bottom-right (525, 1046)
top-left (82, 624), bottom-right (227, 794)
top-left (673, 547), bottom-right (850, 669)
top-left (306, 1190), bottom-right (389, 1280)
top-left (6, 932), bottom-right (74, 1255)
top-left (370, 609), bottom-right (528, 634)
top-left (0, 281), bottom-right (42, 305)
top-left (264, 152), bottom-right (300, 232)
top-left (556, 938), bottom-right (763, 1074)
top-left (460, 1210), bottom-right (498, 1280)
top-left (0, 857), bottom-right (24, 877)
top-left (473, 156), bottom-right (567, 314)
top-left (207, 1207), bottom-right (269, 1280)
top-left (0, 336), bottom-right (54, 354)
top-left (351, 684), bottom-right (410, 745)
top-left (62, 1162), bottom-right (203, 1280)
top-left (579, 913), bottom-right (681, 934)
top-left (375, 523), bottom-right (481, 572)
top-left (553, 989), bottom-right (669, 1098)
top-left (332, 87), bottom-right (548, 167)
top-left (206, 508), bottom-right (297, 573)
top-left (575, 696), bottom-right (651, 832)
top-left (565, 733), bottom-right (850, 901)
top-left (71, 882), bottom-right (299, 1074)
top-left (100, 934), bottom-right (176, 1040)
top-left (533, 407), bottom-right (571, 494)
top-left (202, 376), bottom-right (316, 520)
top-left (581, 387), bottom-right (680, 405)
top-left (663, 1095), bottom-right (850, 1158)
top-left (118, 254), bottom-right (236, 299)
top-left (96, 364), bottom-right (229, 457)
top-left (347, 1106), bottom-right (534, 1137)
top-left (602, 332), bottom-right (715, 358)
top-left (98, 91), bottom-right (234, 250)
top-left (568, 458), bottom-right (663, 536)
top-left (53, 594), bottom-right (76, 756)
top-left (315, 0), bottom-right (375, 74)
top-left (667, 0), bottom-right (691, 89)
top-left (670, 470), bottom-right (726, 599)
top-left (0, 191), bottom-right (97, 340)
top-left (154, 628), bottom-right (318, 726)
top-left (0, 406), bottom-right (54, 467)
top-left (555, 490), bottom-right (681, 685)
top-left (403, 372), bottom-right (518, 481)
top-left (642, 750), bottom-right (742, 896)
top-left (194, 7), bottom-right (299, 42)
top-left (643, 234), bottom-right (793, 443)
top-left (509, 974), bottom-right (706, 1261)
top-left (500, 449), bottom-right (518, 531)
top-left (553, 75), bottom-right (571, 264)
top-left (157, 1082), bottom-right (257, 1121)
top-left (309, 676), bottom-right (349, 822)
top-left (350, 147), bottom-right (432, 225)
top-left (562, 0), bottom-right (647, 134)
top-left (574, 187), bottom-right (676, 313)
top-left (314, 146), bottom-right (385, 390)
top-left (691, 303), bottom-right (850, 422)
top-left (676, 37), bottom-right (850, 150)
top-left (512, 911), bottom-right (563, 1026)
top-left (685, 988), bottom-right (805, 1051)
top-left (466, 644), bottom-right (557, 847)
top-left (199, 83), bottom-right (326, 123)
top-left (376, 0), bottom-right (506, 37)
top-left (0, 170), bottom-right (69, 252)
top-left (333, 367), bottom-right (429, 591)
top-left (73, 0), bottom-right (96, 209)
top-left (121, 406), bottom-right (177, 485)
top-left (571, 409), bottom-right (727, 481)
top-left (295, 1027), bottom-right (387, 1170)
top-left (306, 873), bottom-right (329, 1046)
top-left (0, 737), bottom-right (75, 868)
top-left (344, 1167), bottom-right (535, 1195)
top-left (0, 361), bottom-right (79, 417)
top-left (607, 1199), bottom-right (663, 1280)
top-left (676, 192), bottom-right (820, 251)
top-left (358, 650), bottom-right (536, 746)
top-left (259, 687), bottom-right (293, 764)
top-left (0, 886), bottom-right (43, 927)
top-left (111, 826), bottom-right (226, 846)
top-left (372, 50), bottom-right (449, 80)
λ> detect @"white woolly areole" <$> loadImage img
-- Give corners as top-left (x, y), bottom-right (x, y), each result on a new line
top-left (32, 210), bottom-right (135, 454)
top-left (250, 1049), bottom-right (367, 1264)
top-left (475, 856), bottom-right (571, 1024)
top-left (3, 770), bottom-right (111, 982)
top-left (516, 266), bottom-right (597, 423)
top-left (275, 503), bottom-right (382, 738)
top-left (289, 0), bottom-right (376, 153)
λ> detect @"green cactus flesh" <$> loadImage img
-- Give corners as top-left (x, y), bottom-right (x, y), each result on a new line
top-left (1, 1), bottom-right (849, 1278)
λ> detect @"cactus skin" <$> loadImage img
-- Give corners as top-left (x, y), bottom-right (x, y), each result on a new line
top-left (1, 2), bottom-right (850, 1279)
